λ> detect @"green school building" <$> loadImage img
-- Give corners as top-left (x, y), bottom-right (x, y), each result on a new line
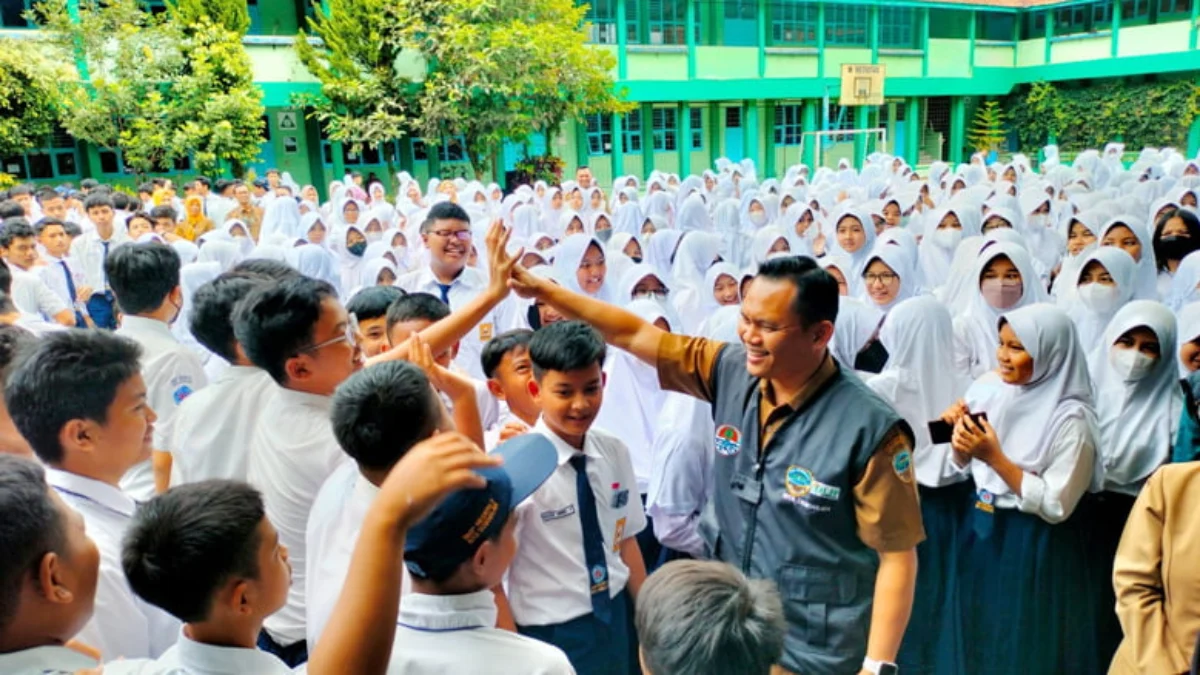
top-left (2, 0), bottom-right (1199, 190)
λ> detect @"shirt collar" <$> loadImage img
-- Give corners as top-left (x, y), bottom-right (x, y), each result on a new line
top-left (173, 628), bottom-right (293, 674)
top-left (760, 351), bottom-right (838, 414)
top-left (415, 265), bottom-right (482, 291)
top-left (274, 386), bottom-right (334, 411)
top-left (45, 468), bottom-right (137, 518)
top-left (118, 315), bottom-right (176, 340)
top-left (399, 590), bottom-right (498, 631)
top-left (533, 417), bottom-right (590, 467)
top-left (0, 645), bottom-right (98, 672)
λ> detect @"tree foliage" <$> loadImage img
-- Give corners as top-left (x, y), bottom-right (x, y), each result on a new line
top-left (298, 0), bottom-right (631, 178)
top-left (0, 38), bottom-right (74, 157)
top-left (36, 0), bottom-right (263, 176)
top-left (967, 100), bottom-right (1007, 153)
top-left (1006, 78), bottom-right (1200, 153)
top-left (169, 0), bottom-right (250, 36)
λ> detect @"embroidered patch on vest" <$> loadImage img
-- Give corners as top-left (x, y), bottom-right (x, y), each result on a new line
top-left (783, 465), bottom-right (842, 504)
top-left (892, 450), bottom-right (913, 482)
top-left (714, 424), bottom-right (742, 456)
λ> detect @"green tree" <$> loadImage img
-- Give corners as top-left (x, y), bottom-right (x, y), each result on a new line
top-left (298, 0), bottom-right (631, 179)
top-left (36, 0), bottom-right (262, 177)
top-left (968, 100), bottom-right (1007, 154)
top-left (169, 0), bottom-right (250, 35)
top-left (0, 38), bottom-right (75, 157)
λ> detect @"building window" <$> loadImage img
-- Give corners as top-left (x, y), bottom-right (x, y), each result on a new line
top-left (722, 0), bottom-right (758, 47)
top-left (774, 104), bottom-right (803, 146)
top-left (689, 107), bottom-right (703, 150)
top-left (585, 113), bottom-right (613, 156)
top-left (412, 136), bottom-right (467, 163)
top-left (826, 104), bottom-right (855, 132)
top-left (585, 0), bottom-right (640, 45)
top-left (1054, 0), bottom-right (1111, 35)
top-left (878, 6), bottom-right (919, 49)
top-left (929, 9), bottom-right (971, 39)
top-left (976, 11), bottom-right (1017, 41)
top-left (1157, 0), bottom-right (1191, 19)
top-left (1, 128), bottom-right (80, 180)
top-left (825, 4), bottom-right (869, 46)
top-left (623, 111), bottom-right (642, 153)
top-left (320, 123), bottom-right (391, 167)
top-left (648, 0), bottom-right (692, 44)
top-left (770, 0), bottom-right (818, 46)
top-left (95, 147), bottom-right (189, 175)
top-left (247, 0), bottom-right (263, 34)
top-left (0, 0), bottom-right (35, 28)
top-left (651, 108), bottom-right (677, 152)
top-left (1020, 10), bottom-right (1048, 38)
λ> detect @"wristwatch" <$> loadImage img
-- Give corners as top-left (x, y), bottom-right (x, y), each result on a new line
top-left (863, 657), bottom-right (899, 675)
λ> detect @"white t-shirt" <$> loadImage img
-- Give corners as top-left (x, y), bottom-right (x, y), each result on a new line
top-left (168, 365), bottom-right (274, 485)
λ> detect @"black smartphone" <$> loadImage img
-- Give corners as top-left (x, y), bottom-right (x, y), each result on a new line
top-left (928, 412), bottom-right (988, 445)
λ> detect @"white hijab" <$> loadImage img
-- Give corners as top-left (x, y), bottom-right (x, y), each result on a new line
top-left (964, 303), bottom-right (1097, 499)
top-left (1067, 246), bottom-right (1137, 360)
top-left (867, 296), bottom-right (969, 486)
top-left (1091, 301), bottom-right (1180, 492)
top-left (551, 234), bottom-right (613, 302)
top-left (859, 243), bottom-right (918, 314)
top-left (830, 296), bottom-right (883, 367)
top-left (955, 241), bottom-right (1048, 378)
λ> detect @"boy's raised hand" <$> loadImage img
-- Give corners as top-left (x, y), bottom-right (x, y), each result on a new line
top-left (485, 219), bottom-right (522, 299)
top-left (375, 430), bottom-right (500, 531)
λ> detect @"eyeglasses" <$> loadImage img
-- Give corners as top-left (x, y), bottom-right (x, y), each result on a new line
top-left (863, 272), bottom-right (899, 285)
top-left (297, 314), bottom-right (360, 355)
top-left (633, 289), bottom-right (669, 300)
top-left (433, 229), bottom-right (472, 241)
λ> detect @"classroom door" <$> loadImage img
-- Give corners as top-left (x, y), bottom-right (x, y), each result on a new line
top-left (724, 107), bottom-right (744, 162)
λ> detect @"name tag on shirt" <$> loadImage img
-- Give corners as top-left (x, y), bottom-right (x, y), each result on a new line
top-left (540, 505), bottom-right (576, 522)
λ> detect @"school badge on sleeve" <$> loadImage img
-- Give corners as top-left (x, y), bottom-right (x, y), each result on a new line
top-left (892, 450), bottom-right (913, 482)
top-left (714, 425), bottom-right (742, 456)
top-left (479, 322), bottom-right (494, 342)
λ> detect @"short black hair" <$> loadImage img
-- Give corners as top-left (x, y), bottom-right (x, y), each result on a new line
top-left (385, 292), bottom-right (449, 337)
top-left (83, 193), bottom-right (114, 212)
top-left (6, 330), bottom-right (142, 464)
top-left (34, 217), bottom-right (66, 236)
top-left (0, 202), bottom-right (23, 220)
top-left (419, 202), bottom-right (471, 234)
top-left (0, 219), bottom-right (35, 248)
top-left (346, 285), bottom-right (406, 323)
top-left (0, 456), bottom-right (66, 631)
top-left (0, 259), bottom-right (12, 294)
top-left (111, 192), bottom-right (132, 211)
top-left (529, 320), bottom-right (607, 380)
top-left (106, 243), bottom-right (181, 315)
top-left (149, 205), bottom-right (177, 222)
top-left (195, 176), bottom-right (212, 188)
top-left (137, 182), bottom-right (156, 195)
top-left (7, 185), bottom-right (32, 198)
top-left (80, 178), bottom-right (99, 190)
top-left (190, 273), bottom-right (271, 362)
top-left (331, 361), bottom-right (442, 472)
top-left (122, 480), bottom-right (264, 623)
top-left (63, 221), bottom-right (82, 238)
top-left (233, 276), bottom-right (338, 384)
top-left (0, 324), bottom-right (35, 385)
top-left (481, 329), bottom-right (534, 379)
top-left (36, 188), bottom-right (61, 205)
top-left (230, 258), bottom-right (302, 282)
top-left (754, 256), bottom-right (839, 328)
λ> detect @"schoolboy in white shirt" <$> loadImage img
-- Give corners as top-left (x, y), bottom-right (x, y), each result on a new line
top-left (508, 321), bottom-right (648, 675)
top-left (480, 329), bottom-right (542, 451)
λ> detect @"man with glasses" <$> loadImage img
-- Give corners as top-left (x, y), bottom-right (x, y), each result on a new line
top-left (399, 201), bottom-right (516, 380)
top-left (508, 255), bottom-right (923, 675)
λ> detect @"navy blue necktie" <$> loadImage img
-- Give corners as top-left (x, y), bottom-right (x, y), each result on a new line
top-left (569, 454), bottom-right (612, 624)
top-left (61, 261), bottom-right (84, 326)
top-left (100, 240), bottom-right (110, 290)
top-left (436, 283), bottom-right (452, 308)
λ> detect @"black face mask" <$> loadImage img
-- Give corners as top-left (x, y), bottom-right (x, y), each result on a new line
top-left (630, 255), bottom-right (643, 264)
top-left (1159, 235), bottom-right (1196, 261)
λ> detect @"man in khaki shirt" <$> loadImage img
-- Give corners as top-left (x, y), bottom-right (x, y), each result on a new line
top-left (510, 255), bottom-right (923, 675)
top-left (226, 182), bottom-right (264, 242)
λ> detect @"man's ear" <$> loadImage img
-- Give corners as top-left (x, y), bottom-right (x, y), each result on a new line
top-left (486, 379), bottom-right (506, 401)
top-left (283, 354), bottom-right (309, 384)
top-left (39, 552), bottom-right (74, 605)
top-left (58, 418), bottom-right (99, 460)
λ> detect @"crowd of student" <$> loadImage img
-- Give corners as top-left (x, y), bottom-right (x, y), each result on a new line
top-left (0, 142), bottom-right (1199, 674)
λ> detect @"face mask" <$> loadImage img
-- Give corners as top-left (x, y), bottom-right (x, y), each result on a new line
top-left (1159, 235), bottom-right (1195, 260)
top-left (595, 229), bottom-right (613, 243)
top-left (1077, 282), bottom-right (1121, 314)
top-left (392, 245), bottom-right (408, 262)
top-left (629, 255), bottom-right (643, 264)
top-left (749, 211), bottom-right (767, 227)
top-left (347, 241), bottom-right (367, 257)
top-left (932, 228), bottom-right (963, 251)
top-left (980, 278), bottom-right (1023, 310)
top-left (366, 232), bottom-right (382, 243)
top-left (1109, 347), bottom-right (1157, 382)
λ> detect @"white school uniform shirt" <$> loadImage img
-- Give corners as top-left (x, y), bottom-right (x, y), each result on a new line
top-left (506, 418), bottom-right (646, 627)
top-left (484, 409), bottom-right (530, 452)
top-left (397, 266), bottom-right (516, 381)
top-left (646, 392), bottom-right (714, 557)
top-left (38, 253), bottom-right (86, 310)
top-left (68, 228), bottom-right (131, 292)
top-left (105, 629), bottom-right (298, 675)
top-left (0, 645), bottom-right (98, 675)
top-left (305, 462), bottom-right (413, 648)
top-left (46, 469), bottom-right (180, 660)
top-left (167, 365), bottom-right (274, 486)
top-left (10, 267), bottom-right (68, 319)
top-left (248, 386), bottom-right (350, 646)
top-left (390, 590), bottom-right (576, 675)
top-left (116, 316), bottom-right (208, 501)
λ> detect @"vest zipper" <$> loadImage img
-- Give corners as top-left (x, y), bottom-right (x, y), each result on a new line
top-left (740, 460), bottom-right (765, 574)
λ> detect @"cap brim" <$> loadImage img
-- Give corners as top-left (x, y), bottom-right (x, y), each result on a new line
top-left (492, 434), bottom-right (558, 506)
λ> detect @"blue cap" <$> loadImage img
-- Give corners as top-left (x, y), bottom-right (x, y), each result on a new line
top-left (404, 434), bottom-right (557, 580)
